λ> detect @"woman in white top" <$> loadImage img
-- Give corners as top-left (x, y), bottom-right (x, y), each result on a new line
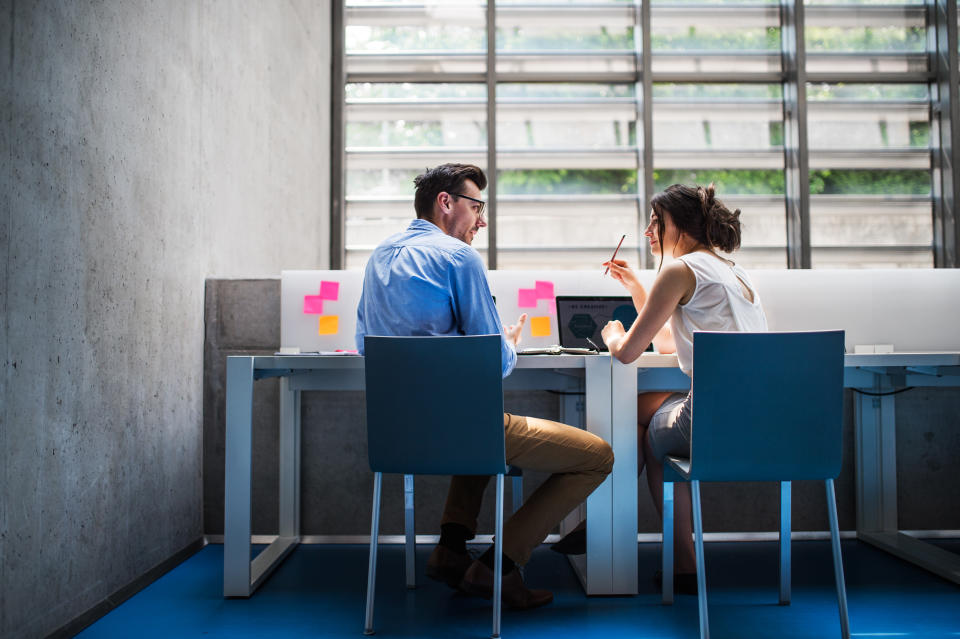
top-left (554, 183), bottom-right (768, 592)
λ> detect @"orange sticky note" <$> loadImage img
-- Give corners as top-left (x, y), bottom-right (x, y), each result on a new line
top-left (530, 316), bottom-right (551, 337)
top-left (318, 315), bottom-right (339, 335)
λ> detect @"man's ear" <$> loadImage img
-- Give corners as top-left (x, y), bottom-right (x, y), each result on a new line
top-left (437, 191), bottom-right (451, 214)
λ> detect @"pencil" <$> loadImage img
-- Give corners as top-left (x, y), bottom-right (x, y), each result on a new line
top-left (603, 234), bottom-right (626, 275)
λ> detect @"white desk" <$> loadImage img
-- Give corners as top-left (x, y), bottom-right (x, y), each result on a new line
top-left (223, 353), bottom-right (632, 597)
top-left (223, 351), bottom-right (960, 598)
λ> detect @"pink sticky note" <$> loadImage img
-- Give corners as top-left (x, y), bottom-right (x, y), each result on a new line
top-left (545, 297), bottom-right (557, 315)
top-left (320, 281), bottom-right (340, 300)
top-left (535, 281), bottom-right (555, 299)
top-left (303, 296), bottom-right (324, 314)
top-left (518, 289), bottom-right (538, 308)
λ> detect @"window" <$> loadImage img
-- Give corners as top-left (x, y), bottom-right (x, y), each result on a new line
top-left (336, 0), bottom-right (955, 270)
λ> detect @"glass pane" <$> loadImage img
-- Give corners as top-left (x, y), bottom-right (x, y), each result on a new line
top-left (494, 5), bottom-right (634, 76)
top-left (496, 82), bottom-right (639, 269)
top-left (497, 170), bottom-right (639, 269)
top-left (345, 3), bottom-right (485, 52)
top-left (653, 84), bottom-right (783, 151)
top-left (346, 3), bottom-right (487, 75)
top-left (496, 8), bottom-right (633, 51)
top-left (651, 4), bottom-right (782, 75)
top-left (653, 84), bottom-right (786, 268)
top-left (804, 3), bottom-right (927, 75)
top-left (807, 83), bottom-right (933, 267)
top-left (345, 83), bottom-right (488, 263)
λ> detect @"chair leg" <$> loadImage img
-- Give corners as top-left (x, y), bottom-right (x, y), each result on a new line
top-left (492, 474), bottom-right (504, 639)
top-left (662, 481), bottom-right (675, 605)
top-left (364, 472), bottom-right (382, 636)
top-left (404, 474), bottom-right (416, 589)
top-left (511, 475), bottom-right (523, 515)
top-left (780, 480), bottom-right (791, 605)
top-left (692, 480), bottom-right (710, 639)
top-left (826, 479), bottom-right (851, 639)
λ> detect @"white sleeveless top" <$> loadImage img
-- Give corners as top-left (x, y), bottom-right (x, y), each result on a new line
top-left (670, 251), bottom-right (768, 376)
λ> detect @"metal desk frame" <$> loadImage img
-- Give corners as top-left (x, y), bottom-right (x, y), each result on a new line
top-left (846, 352), bottom-right (960, 585)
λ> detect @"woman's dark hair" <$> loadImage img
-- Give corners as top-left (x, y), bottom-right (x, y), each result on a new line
top-left (649, 183), bottom-right (742, 271)
top-left (413, 164), bottom-right (487, 219)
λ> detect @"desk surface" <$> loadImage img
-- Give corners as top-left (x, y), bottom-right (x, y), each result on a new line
top-left (255, 351), bottom-right (960, 371)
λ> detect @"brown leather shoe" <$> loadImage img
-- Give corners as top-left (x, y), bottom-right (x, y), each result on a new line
top-left (459, 559), bottom-right (554, 610)
top-left (425, 545), bottom-right (472, 589)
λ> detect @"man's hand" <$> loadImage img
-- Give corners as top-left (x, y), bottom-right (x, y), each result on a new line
top-left (504, 313), bottom-right (528, 347)
top-left (601, 319), bottom-right (626, 356)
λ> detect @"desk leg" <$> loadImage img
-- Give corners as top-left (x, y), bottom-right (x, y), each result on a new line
top-left (224, 357), bottom-right (254, 597)
top-left (854, 373), bottom-right (960, 584)
top-left (279, 379), bottom-right (301, 539)
top-left (243, 379), bottom-right (301, 593)
top-left (854, 373), bottom-right (898, 533)
top-left (571, 356), bottom-right (638, 596)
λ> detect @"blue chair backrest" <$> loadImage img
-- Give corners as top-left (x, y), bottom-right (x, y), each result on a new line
top-left (364, 335), bottom-right (507, 476)
top-left (689, 331), bottom-right (845, 482)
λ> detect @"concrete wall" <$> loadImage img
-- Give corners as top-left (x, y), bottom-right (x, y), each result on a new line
top-left (203, 280), bottom-right (960, 539)
top-left (1, 3), bottom-right (330, 637)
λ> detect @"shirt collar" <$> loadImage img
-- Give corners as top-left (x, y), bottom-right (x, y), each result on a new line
top-left (407, 218), bottom-right (444, 234)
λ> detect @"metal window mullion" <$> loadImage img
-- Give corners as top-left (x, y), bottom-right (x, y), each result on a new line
top-left (931, 0), bottom-right (960, 267)
top-left (331, 0), bottom-right (346, 270)
top-left (487, 0), bottom-right (498, 270)
top-left (636, 0), bottom-right (654, 270)
top-left (781, 0), bottom-right (811, 269)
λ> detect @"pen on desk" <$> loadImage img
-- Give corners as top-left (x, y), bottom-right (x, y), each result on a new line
top-left (603, 234), bottom-right (626, 275)
top-left (585, 337), bottom-right (600, 352)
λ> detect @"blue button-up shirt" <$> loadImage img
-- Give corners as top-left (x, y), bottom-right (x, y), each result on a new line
top-left (356, 219), bottom-right (517, 377)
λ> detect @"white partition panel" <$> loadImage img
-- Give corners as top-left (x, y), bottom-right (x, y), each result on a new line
top-left (750, 269), bottom-right (960, 352)
top-left (281, 270), bottom-right (365, 353)
top-left (280, 268), bottom-right (960, 355)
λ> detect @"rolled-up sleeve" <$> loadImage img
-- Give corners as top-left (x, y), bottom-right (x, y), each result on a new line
top-left (449, 248), bottom-right (517, 377)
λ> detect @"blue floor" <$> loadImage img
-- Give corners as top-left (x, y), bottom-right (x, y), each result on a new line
top-left (77, 540), bottom-right (960, 639)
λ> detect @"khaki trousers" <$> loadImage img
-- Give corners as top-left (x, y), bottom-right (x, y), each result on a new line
top-left (440, 413), bottom-right (614, 565)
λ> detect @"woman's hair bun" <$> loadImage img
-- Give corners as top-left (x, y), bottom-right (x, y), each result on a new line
top-left (701, 183), bottom-right (741, 253)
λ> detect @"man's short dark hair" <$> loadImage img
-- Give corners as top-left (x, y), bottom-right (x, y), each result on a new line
top-left (413, 164), bottom-right (487, 219)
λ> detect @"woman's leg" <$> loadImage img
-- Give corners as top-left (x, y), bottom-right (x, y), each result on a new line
top-left (643, 430), bottom-right (696, 574)
top-left (553, 391), bottom-right (675, 556)
top-left (637, 392), bottom-right (674, 476)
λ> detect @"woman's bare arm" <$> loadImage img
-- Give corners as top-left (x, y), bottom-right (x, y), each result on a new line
top-left (604, 260), bottom-right (693, 363)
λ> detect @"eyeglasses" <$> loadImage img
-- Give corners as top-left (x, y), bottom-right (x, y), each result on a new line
top-left (451, 193), bottom-right (486, 220)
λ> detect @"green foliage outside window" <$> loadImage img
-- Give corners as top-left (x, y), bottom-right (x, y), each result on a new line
top-left (808, 170), bottom-right (929, 195)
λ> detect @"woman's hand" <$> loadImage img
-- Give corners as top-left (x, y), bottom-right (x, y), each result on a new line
top-left (604, 259), bottom-right (648, 309)
top-left (601, 319), bottom-right (626, 357)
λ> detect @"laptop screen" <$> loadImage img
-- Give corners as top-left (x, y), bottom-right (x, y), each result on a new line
top-left (555, 296), bottom-right (648, 352)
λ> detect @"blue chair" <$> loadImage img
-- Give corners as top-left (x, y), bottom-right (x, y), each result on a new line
top-left (661, 331), bottom-right (850, 639)
top-left (363, 335), bottom-right (509, 639)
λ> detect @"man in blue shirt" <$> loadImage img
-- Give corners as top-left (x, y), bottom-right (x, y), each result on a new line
top-left (356, 164), bottom-right (613, 610)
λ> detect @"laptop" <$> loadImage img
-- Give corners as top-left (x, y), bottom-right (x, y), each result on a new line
top-left (556, 295), bottom-right (639, 352)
